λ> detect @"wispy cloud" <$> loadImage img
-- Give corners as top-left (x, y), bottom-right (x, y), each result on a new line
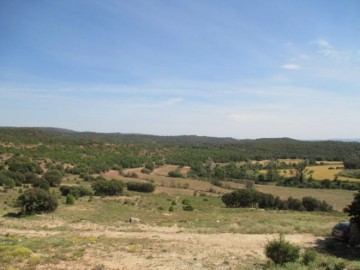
top-left (282, 64), bottom-right (300, 70)
top-left (313, 38), bottom-right (351, 61)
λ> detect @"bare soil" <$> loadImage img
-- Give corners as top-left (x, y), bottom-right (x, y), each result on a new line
top-left (1, 219), bottom-right (323, 270)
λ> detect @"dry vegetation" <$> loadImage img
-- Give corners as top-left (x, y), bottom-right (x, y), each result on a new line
top-left (1, 163), bottom-right (359, 269)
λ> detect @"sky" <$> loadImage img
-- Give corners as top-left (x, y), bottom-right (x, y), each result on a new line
top-left (0, 0), bottom-right (359, 139)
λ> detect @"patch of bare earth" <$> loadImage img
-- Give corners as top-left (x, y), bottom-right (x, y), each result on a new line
top-left (2, 221), bottom-right (323, 270)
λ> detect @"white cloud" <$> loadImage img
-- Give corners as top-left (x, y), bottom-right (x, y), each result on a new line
top-left (282, 64), bottom-right (300, 70)
top-left (313, 38), bottom-right (350, 61)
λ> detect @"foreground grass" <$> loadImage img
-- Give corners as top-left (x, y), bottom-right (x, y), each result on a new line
top-left (0, 189), bottom-right (357, 270)
top-left (22, 192), bottom-right (343, 236)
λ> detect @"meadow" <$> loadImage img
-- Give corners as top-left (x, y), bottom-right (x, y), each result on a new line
top-left (1, 128), bottom-right (360, 269)
top-left (1, 167), bottom-right (359, 269)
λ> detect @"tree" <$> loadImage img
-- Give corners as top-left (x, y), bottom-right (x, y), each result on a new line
top-left (222, 189), bottom-right (258, 208)
top-left (32, 178), bottom-right (50, 191)
top-left (43, 170), bottom-right (63, 187)
top-left (293, 161), bottom-right (308, 183)
top-left (127, 182), bottom-right (155, 193)
top-left (344, 190), bottom-right (360, 227)
top-left (266, 161), bottom-right (280, 182)
top-left (92, 179), bottom-right (125, 196)
top-left (17, 188), bottom-right (58, 215)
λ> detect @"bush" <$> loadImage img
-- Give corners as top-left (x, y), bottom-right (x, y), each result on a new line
top-left (4, 171), bottom-right (25, 185)
top-left (42, 170), bottom-right (63, 187)
top-left (32, 178), bottom-right (50, 191)
top-left (66, 194), bottom-right (76, 205)
top-left (302, 249), bottom-right (317, 265)
top-left (24, 173), bottom-right (39, 184)
top-left (183, 205), bottom-right (194, 211)
top-left (144, 162), bottom-right (155, 171)
top-left (91, 179), bottom-right (125, 196)
top-left (222, 189), bottom-right (333, 212)
top-left (286, 197), bottom-right (305, 211)
top-left (265, 234), bottom-right (300, 265)
top-left (344, 190), bottom-right (360, 227)
top-left (3, 178), bottom-right (15, 189)
top-left (126, 182), bottom-right (155, 193)
top-left (302, 196), bottom-right (319, 211)
top-left (59, 185), bottom-right (93, 198)
top-left (221, 189), bottom-right (258, 208)
top-left (140, 168), bottom-right (152, 174)
top-left (168, 169), bottom-right (184, 178)
top-left (182, 199), bottom-right (191, 205)
top-left (17, 188), bottom-right (58, 215)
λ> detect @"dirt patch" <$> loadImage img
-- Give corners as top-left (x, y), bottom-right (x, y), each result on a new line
top-left (3, 223), bottom-right (323, 270)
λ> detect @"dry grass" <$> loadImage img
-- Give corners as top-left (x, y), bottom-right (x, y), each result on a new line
top-left (257, 185), bottom-right (355, 211)
top-left (307, 165), bottom-right (360, 182)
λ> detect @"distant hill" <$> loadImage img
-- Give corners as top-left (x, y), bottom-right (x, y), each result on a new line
top-left (330, 138), bottom-right (360, 142)
top-left (0, 127), bottom-right (359, 163)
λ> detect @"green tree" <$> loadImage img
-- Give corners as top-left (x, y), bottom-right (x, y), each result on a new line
top-left (344, 190), bottom-right (360, 227)
top-left (17, 188), bottom-right (58, 215)
top-left (92, 179), bottom-right (125, 196)
top-left (43, 170), bottom-right (63, 187)
top-left (266, 162), bottom-right (280, 182)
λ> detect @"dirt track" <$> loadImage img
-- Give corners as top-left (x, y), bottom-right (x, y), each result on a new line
top-left (2, 222), bottom-right (324, 270)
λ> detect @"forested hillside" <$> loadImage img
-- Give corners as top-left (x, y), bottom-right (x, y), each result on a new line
top-left (1, 127), bottom-right (360, 165)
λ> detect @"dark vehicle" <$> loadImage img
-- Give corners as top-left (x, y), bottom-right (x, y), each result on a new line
top-left (332, 221), bottom-right (350, 241)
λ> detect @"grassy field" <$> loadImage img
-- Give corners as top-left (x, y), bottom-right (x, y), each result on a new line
top-left (1, 185), bottom-right (359, 269)
top-left (1, 164), bottom-right (359, 269)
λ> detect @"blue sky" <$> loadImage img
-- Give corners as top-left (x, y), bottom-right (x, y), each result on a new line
top-left (1, 0), bottom-right (359, 139)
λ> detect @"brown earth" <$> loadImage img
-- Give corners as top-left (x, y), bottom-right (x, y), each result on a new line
top-left (1, 220), bottom-right (323, 270)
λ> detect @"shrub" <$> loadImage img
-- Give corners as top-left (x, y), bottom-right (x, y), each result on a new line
top-left (344, 190), bottom-right (360, 227)
top-left (4, 171), bottom-right (25, 185)
top-left (183, 205), bottom-right (194, 211)
top-left (169, 206), bottom-right (174, 212)
top-left (66, 194), bottom-right (76, 205)
top-left (42, 170), bottom-right (63, 187)
top-left (126, 182), bottom-right (155, 193)
top-left (3, 178), bottom-right (15, 189)
top-left (245, 180), bottom-right (255, 189)
top-left (182, 199), bottom-right (191, 205)
top-left (24, 173), bottom-right (39, 184)
top-left (17, 188), bottom-right (58, 215)
top-left (302, 249), bottom-right (317, 265)
top-left (32, 178), bottom-right (50, 191)
top-left (140, 168), bottom-right (152, 174)
top-left (92, 179), bottom-right (125, 196)
top-left (222, 189), bottom-right (333, 212)
top-left (144, 162), bottom-right (155, 171)
top-left (286, 197), bottom-right (304, 211)
top-left (168, 169), bottom-right (184, 178)
top-left (59, 185), bottom-right (93, 198)
top-left (221, 189), bottom-right (258, 208)
top-left (80, 174), bottom-right (94, 181)
top-left (6, 156), bottom-right (42, 174)
top-left (302, 196), bottom-right (319, 211)
top-left (265, 234), bottom-right (300, 265)
top-left (123, 172), bottom-right (139, 178)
